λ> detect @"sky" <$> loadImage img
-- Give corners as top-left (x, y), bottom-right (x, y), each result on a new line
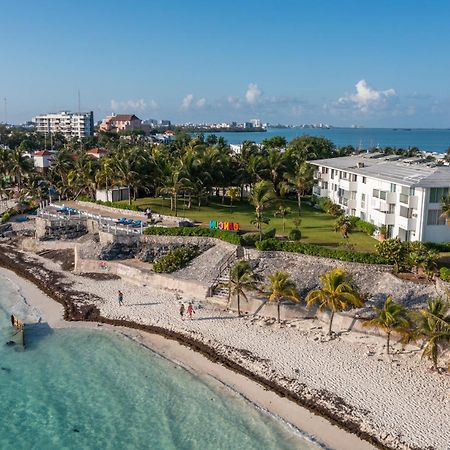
top-left (1, 0), bottom-right (450, 127)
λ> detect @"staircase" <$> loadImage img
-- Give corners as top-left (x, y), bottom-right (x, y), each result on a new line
top-left (208, 246), bottom-right (247, 299)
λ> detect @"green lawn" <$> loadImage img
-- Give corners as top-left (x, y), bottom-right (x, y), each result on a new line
top-left (124, 196), bottom-right (378, 253)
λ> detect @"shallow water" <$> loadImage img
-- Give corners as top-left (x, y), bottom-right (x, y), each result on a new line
top-left (0, 274), bottom-right (320, 450)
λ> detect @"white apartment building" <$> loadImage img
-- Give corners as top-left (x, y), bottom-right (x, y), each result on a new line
top-left (310, 153), bottom-right (450, 243)
top-left (33, 111), bottom-right (94, 139)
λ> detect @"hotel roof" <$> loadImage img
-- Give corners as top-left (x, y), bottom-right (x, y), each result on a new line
top-left (309, 153), bottom-right (450, 188)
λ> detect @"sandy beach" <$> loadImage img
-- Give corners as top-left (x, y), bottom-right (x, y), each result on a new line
top-left (0, 265), bottom-right (374, 450)
top-left (0, 242), bottom-right (449, 450)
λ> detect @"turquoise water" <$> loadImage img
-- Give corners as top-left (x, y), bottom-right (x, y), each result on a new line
top-left (205, 127), bottom-right (450, 152)
top-left (0, 275), bottom-right (320, 450)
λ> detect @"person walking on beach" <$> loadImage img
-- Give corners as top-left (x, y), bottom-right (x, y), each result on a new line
top-left (118, 290), bottom-right (124, 306)
top-left (187, 302), bottom-right (195, 320)
top-left (179, 303), bottom-right (185, 320)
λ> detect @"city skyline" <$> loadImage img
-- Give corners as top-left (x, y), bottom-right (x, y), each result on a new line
top-left (2, 0), bottom-right (450, 127)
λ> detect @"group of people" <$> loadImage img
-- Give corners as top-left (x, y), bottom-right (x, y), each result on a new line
top-left (179, 302), bottom-right (195, 320)
top-left (117, 290), bottom-right (196, 321)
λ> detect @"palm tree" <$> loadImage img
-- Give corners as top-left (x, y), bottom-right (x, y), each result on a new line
top-left (248, 180), bottom-right (277, 240)
top-left (441, 196), bottom-right (450, 225)
top-left (417, 299), bottom-right (450, 369)
top-left (274, 205), bottom-right (291, 234)
top-left (226, 187), bottom-right (240, 209)
top-left (229, 261), bottom-right (257, 317)
top-left (159, 168), bottom-right (189, 216)
top-left (280, 162), bottom-right (313, 213)
top-left (267, 271), bottom-right (300, 323)
top-left (306, 268), bottom-right (364, 335)
top-left (334, 215), bottom-right (353, 239)
top-left (8, 148), bottom-right (32, 192)
top-left (363, 296), bottom-right (412, 354)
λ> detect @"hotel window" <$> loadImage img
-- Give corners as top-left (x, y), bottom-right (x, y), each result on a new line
top-left (427, 209), bottom-right (446, 225)
top-left (362, 177), bottom-right (367, 184)
top-left (388, 204), bottom-right (396, 214)
top-left (373, 189), bottom-right (380, 198)
top-left (429, 187), bottom-right (449, 203)
top-left (390, 183), bottom-right (396, 193)
top-left (331, 169), bottom-right (334, 179)
top-left (409, 187), bottom-right (415, 196)
top-left (361, 193), bottom-right (366, 209)
top-left (400, 206), bottom-right (413, 218)
top-left (351, 174), bottom-right (357, 182)
top-left (380, 191), bottom-right (387, 201)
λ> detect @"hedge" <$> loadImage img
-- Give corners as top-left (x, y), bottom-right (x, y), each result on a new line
top-left (240, 227), bottom-right (276, 247)
top-left (144, 226), bottom-right (242, 245)
top-left (153, 246), bottom-right (198, 273)
top-left (77, 196), bottom-right (141, 212)
top-left (355, 219), bottom-right (376, 236)
top-left (255, 239), bottom-right (387, 265)
top-left (424, 242), bottom-right (450, 253)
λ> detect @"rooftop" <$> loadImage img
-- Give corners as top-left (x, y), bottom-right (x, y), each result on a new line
top-left (309, 153), bottom-right (450, 187)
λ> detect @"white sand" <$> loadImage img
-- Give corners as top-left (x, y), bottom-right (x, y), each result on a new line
top-left (3, 251), bottom-right (450, 449)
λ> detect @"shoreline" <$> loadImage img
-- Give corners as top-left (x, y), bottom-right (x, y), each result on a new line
top-left (0, 248), bottom-right (378, 450)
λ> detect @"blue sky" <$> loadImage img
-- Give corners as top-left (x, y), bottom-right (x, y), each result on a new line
top-left (2, 0), bottom-right (450, 127)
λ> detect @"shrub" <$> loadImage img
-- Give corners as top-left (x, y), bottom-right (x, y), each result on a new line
top-left (1, 212), bottom-right (10, 224)
top-left (288, 228), bottom-right (302, 241)
top-left (256, 239), bottom-right (386, 265)
top-left (375, 238), bottom-right (408, 272)
top-left (241, 227), bottom-right (276, 247)
top-left (143, 226), bottom-right (242, 245)
top-left (153, 246), bottom-right (199, 273)
top-left (355, 219), bottom-right (376, 236)
top-left (439, 267), bottom-right (450, 282)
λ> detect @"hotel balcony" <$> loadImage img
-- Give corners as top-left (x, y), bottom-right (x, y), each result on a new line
top-left (339, 179), bottom-right (357, 191)
top-left (313, 185), bottom-right (328, 197)
top-left (399, 194), bottom-right (419, 209)
top-left (398, 216), bottom-right (417, 231)
top-left (372, 209), bottom-right (395, 225)
top-left (313, 171), bottom-right (329, 182)
top-left (347, 198), bottom-right (357, 209)
top-left (386, 192), bottom-right (397, 203)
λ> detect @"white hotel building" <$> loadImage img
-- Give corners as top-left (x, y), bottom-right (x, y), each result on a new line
top-left (309, 153), bottom-right (450, 243)
top-left (33, 111), bottom-right (94, 139)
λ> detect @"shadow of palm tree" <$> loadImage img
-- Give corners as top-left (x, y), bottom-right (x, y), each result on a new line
top-left (126, 302), bottom-right (161, 306)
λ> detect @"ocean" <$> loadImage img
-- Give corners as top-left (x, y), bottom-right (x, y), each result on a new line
top-left (0, 273), bottom-right (320, 450)
top-left (205, 128), bottom-right (450, 152)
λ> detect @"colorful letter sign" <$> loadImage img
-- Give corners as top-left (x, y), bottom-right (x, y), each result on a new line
top-left (209, 220), bottom-right (240, 231)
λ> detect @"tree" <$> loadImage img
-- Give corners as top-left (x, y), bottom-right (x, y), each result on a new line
top-left (266, 271), bottom-right (300, 323)
top-left (248, 180), bottom-right (277, 240)
top-left (334, 215), bottom-right (354, 239)
top-left (226, 187), bottom-right (240, 209)
top-left (159, 168), bottom-right (189, 216)
top-left (363, 296), bottom-right (412, 354)
top-left (441, 196), bottom-right (450, 225)
top-left (417, 298), bottom-right (450, 370)
top-left (280, 162), bottom-right (314, 213)
top-left (229, 261), bottom-right (258, 317)
top-left (274, 205), bottom-right (291, 234)
top-left (306, 268), bottom-right (363, 335)
top-left (8, 148), bottom-right (32, 192)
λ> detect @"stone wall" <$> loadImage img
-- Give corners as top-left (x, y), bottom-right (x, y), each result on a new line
top-left (35, 217), bottom-right (88, 241)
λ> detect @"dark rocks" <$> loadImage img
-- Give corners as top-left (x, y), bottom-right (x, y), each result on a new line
top-left (40, 223), bottom-right (88, 241)
top-left (99, 241), bottom-right (138, 260)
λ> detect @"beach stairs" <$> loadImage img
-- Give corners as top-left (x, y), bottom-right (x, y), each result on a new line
top-left (208, 246), bottom-right (247, 301)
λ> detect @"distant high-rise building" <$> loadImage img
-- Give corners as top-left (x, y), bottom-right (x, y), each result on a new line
top-left (159, 119), bottom-right (171, 127)
top-left (33, 111), bottom-right (94, 138)
top-left (250, 119), bottom-right (262, 128)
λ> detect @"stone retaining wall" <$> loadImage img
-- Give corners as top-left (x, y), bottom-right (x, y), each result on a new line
top-left (74, 249), bottom-right (208, 298)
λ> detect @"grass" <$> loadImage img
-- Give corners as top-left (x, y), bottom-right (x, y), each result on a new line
top-left (123, 196), bottom-right (378, 253)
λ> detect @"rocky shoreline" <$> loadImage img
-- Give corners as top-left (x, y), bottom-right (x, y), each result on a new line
top-left (0, 242), bottom-right (439, 450)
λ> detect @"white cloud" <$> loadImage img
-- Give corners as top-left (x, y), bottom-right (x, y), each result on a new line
top-left (110, 98), bottom-right (157, 111)
top-left (196, 97), bottom-right (206, 108)
top-left (181, 94), bottom-right (194, 109)
top-left (245, 83), bottom-right (262, 105)
top-left (338, 80), bottom-right (396, 112)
